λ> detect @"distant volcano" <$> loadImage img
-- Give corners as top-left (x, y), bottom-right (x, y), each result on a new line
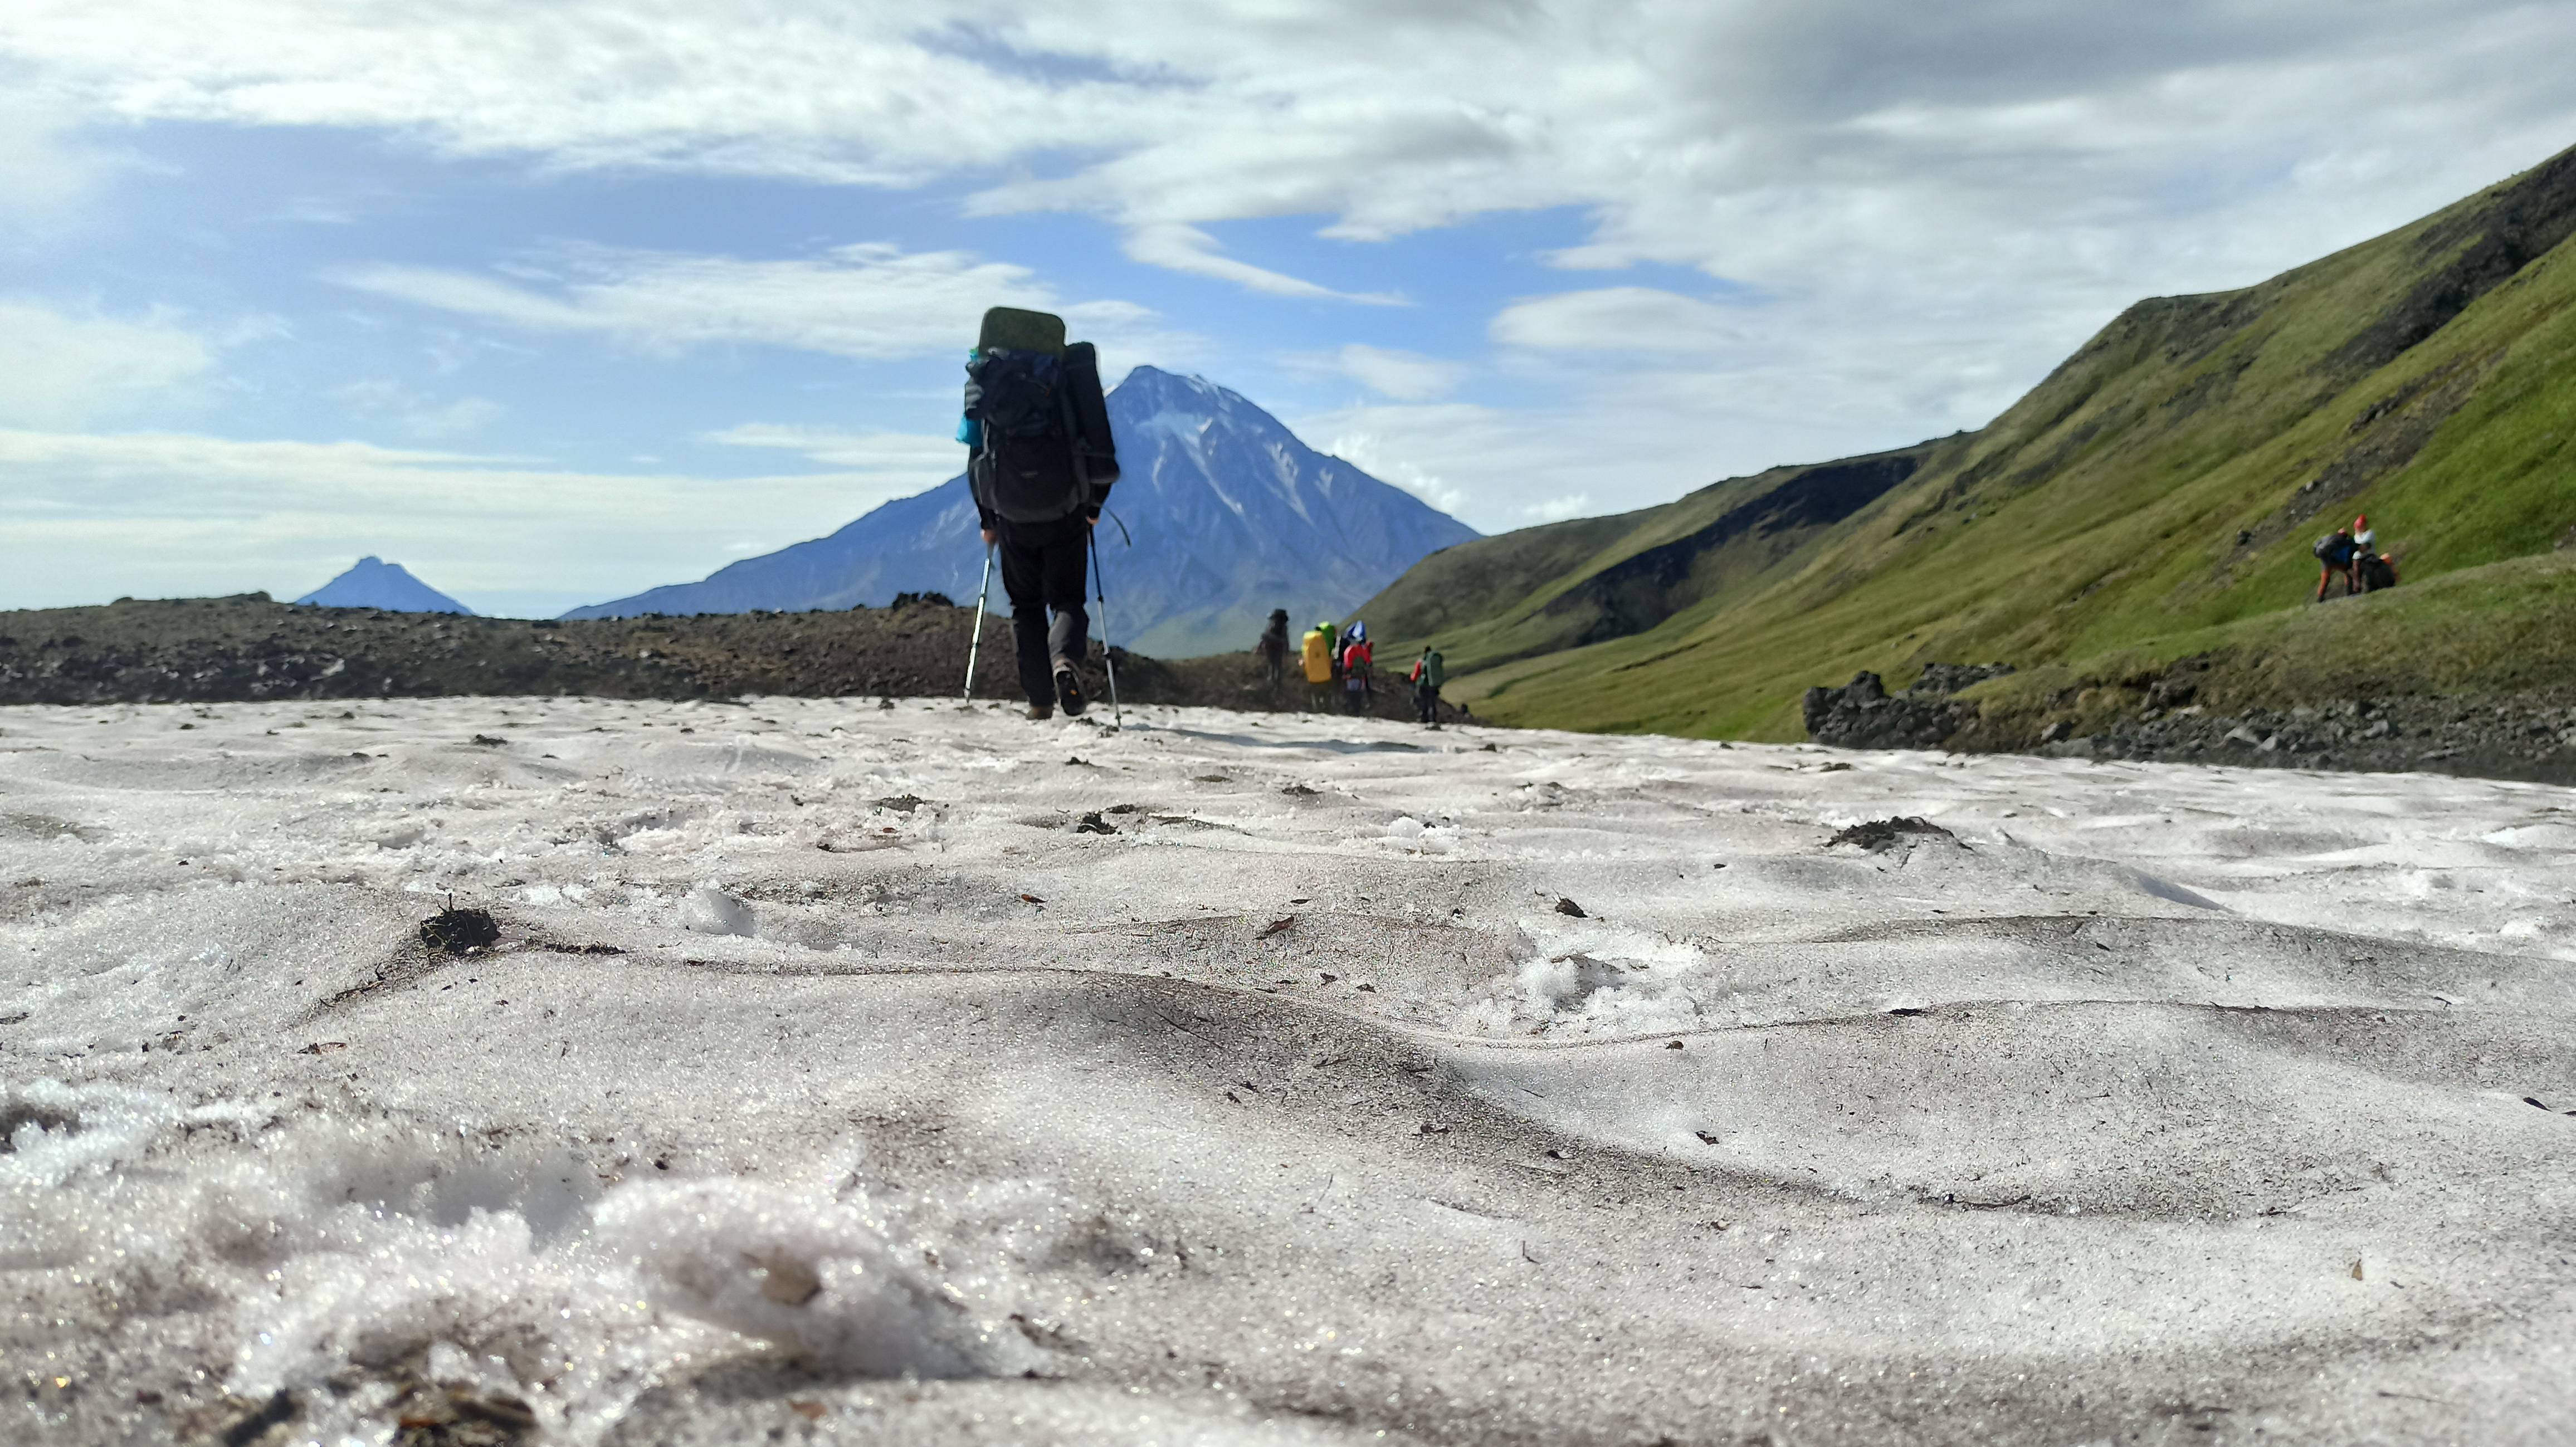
top-left (296, 557), bottom-right (473, 614)
top-left (562, 366), bottom-right (1477, 657)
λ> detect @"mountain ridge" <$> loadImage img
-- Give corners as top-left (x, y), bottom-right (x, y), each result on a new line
top-left (1363, 139), bottom-right (2576, 739)
top-left (565, 367), bottom-right (1477, 656)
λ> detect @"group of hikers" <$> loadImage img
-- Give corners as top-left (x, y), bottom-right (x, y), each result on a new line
top-left (1255, 610), bottom-right (1449, 724)
top-left (2312, 513), bottom-right (2401, 601)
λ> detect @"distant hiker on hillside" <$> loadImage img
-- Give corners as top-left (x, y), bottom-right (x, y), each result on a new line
top-left (2312, 524), bottom-right (2359, 602)
top-left (1300, 625), bottom-right (1335, 710)
top-left (1408, 644), bottom-right (1445, 725)
top-left (962, 307), bottom-right (1119, 720)
top-left (1340, 622), bottom-right (1374, 713)
top-left (1257, 608), bottom-right (1290, 690)
top-left (2351, 514), bottom-right (2401, 592)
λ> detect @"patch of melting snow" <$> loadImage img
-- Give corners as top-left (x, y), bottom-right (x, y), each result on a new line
top-left (6, 697), bottom-right (2575, 1443)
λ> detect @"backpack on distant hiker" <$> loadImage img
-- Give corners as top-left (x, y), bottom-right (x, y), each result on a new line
top-left (2312, 532), bottom-right (2355, 565)
top-left (1301, 629), bottom-right (1334, 684)
top-left (964, 308), bottom-right (1118, 524)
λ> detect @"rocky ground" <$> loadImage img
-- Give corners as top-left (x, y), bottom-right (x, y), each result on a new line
top-left (1808, 664), bottom-right (2576, 786)
top-left (1990, 690), bottom-right (2576, 783)
top-left (0, 595), bottom-right (1460, 728)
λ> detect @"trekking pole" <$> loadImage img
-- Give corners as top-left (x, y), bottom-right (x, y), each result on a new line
top-left (961, 543), bottom-right (994, 700)
top-left (1089, 527), bottom-right (1123, 730)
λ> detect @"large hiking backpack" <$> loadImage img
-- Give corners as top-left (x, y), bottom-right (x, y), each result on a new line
top-left (966, 347), bottom-right (1085, 524)
top-left (1062, 341), bottom-right (1119, 487)
top-left (1301, 629), bottom-right (1334, 684)
top-left (963, 307), bottom-right (1119, 524)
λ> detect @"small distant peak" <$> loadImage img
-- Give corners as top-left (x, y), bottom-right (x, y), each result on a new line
top-left (297, 556), bottom-right (473, 614)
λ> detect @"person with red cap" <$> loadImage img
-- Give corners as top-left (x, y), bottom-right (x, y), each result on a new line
top-left (2351, 514), bottom-right (2401, 591)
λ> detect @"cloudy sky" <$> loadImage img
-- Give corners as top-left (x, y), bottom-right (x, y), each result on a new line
top-left (6, 1), bottom-right (2574, 616)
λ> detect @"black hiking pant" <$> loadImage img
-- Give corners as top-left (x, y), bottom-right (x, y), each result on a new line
top-left (998, 514), bottom-right (1090, 707)
top-left (1414, 682), bottom-right (1441, 724)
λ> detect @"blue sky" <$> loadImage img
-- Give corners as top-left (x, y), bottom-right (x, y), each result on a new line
top-left (6, 1), bottom-right (2575, 617)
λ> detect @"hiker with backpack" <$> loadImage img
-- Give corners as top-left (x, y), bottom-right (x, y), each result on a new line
top-left (1256, 608), bottom-right (1290, 690)
top-left (1339, 622), bottom-right (1374, 713)
top-left (1300, 625), bottom-right (1335, 710)
top-left (2312, 524), bottom-right (2359, 601)
top-left (2351, 513), bottom-right (2401, 592)
top-left (1408, 644), bottom-right (1445, 725)
top-left (960, 308), bottom-right (1119, 720)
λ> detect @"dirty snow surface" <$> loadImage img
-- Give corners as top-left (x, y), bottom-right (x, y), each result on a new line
top-left (5, 697), bottom-right (2574, 1446)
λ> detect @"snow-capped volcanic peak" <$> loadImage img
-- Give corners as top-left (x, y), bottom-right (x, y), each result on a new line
top-left (563, 366), bottom-right (1475, 656)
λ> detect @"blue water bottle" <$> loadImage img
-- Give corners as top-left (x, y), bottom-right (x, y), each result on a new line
top-left (955, 348), bottom-right (983, 447)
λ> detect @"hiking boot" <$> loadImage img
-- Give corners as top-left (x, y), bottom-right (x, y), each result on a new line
top-left (1055, 667), bottom-right (1087, 717)
top-left (1025, 702), bottom-right (1053, 721)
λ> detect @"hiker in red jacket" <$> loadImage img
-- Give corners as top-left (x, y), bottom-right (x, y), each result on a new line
top-left (1339, 623), bottom-right (1374, 713)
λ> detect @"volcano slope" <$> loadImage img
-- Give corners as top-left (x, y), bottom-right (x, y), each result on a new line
top-left (3, 698), bottom-right (2573, 1444)
top-left (1364, 141), bottom-right (2576, 744)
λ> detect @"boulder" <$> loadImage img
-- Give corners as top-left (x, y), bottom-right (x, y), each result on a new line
top-left (1802, 662), bottom-right (2012, 749)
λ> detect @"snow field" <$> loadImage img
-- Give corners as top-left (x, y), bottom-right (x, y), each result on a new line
top-left (3, 695), bottom-right (2574, 1444)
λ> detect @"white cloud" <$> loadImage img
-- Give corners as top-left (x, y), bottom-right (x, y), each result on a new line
top-left (1313, 419), bottom-right (1471, 516)
top-left (1490, 289), bottom-right (1752, 355)
top-left (1295, 381), bottom-right (1933, 538)
top-left (1121, 224), bottom-right (1404, 305)
top-left (6, 1), bottom-right (2576, 525)
top-left (331, 379), bottom-right (502, 438)
top-left (0, 427), bottom-right (902, 612)
top-left (0, 91), bottom-right (123, 230)
top-left (0, 299), bottom-right (213, 425)
top-left (331, 242), bottom-right (1189, 364)
top-left (1311, 343), bottom-right (1466, 402)
top-left (9, 1), bottom-right (2567, 293)
top-left (700, 424), bottom-right (962, 498)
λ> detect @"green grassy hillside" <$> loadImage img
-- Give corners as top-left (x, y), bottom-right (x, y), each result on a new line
top-left (1951, 548), bottom-right (2576, 741)
top-left (1364, 142), bottom-right (2576, 739)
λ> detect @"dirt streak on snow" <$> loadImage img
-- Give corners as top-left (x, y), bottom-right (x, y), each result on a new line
top-left (3, 696), bottom-right (2573, 1444)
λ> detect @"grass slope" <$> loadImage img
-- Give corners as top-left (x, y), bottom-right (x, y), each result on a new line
top-left (1364, 143), bottom-right (2576, 739)
top-left (1955, 549), bottom-right (2576, 740)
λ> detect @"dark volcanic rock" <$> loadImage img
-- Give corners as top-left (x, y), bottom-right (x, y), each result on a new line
top-left (0, 595), bottom-right (1467, 726)
top-left (1827, 817), bottom-right (1955, 850)
top-left (1802, 663), bottom-right (2013, 749)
